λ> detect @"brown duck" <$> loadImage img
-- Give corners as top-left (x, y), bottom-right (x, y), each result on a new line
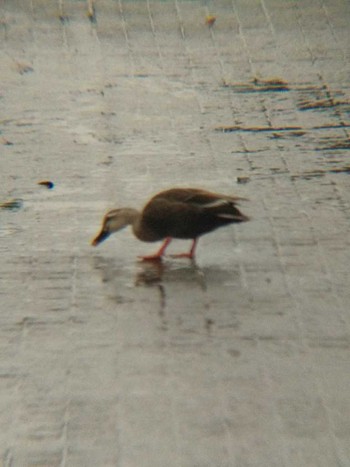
top-left (91, 187), bottom-right (249, 261)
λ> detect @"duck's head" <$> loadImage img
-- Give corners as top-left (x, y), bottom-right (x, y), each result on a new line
top-left (91, 208), bottom-right (138, 246)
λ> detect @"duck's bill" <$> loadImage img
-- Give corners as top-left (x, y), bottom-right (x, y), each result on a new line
top-left (91, 229), bottom-right (110, 246)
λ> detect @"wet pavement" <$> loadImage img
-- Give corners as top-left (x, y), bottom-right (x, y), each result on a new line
top-left (1, 0), bottom-right (350, 466)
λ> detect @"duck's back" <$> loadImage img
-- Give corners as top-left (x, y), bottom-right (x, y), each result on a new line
top-left (149, 188), bottom-right (243, 206)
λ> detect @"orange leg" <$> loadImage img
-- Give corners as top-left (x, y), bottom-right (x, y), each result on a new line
top-left (171, 239), bottom-right (198, 259)
top-left (138, 237), bottom-right (172, 262)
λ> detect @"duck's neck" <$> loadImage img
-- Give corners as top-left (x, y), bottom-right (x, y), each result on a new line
top-left (118, 208), bottom-right (157, 242)
top-left (118, 208), bottom-right (140, 227)
top-left (118, 208), bottom-right (145, 239)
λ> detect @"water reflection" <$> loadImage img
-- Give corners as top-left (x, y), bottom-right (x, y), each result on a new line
top-left (93, 255), bottom-right (240, 292)
top-left (134, 260), bottom-right (165, 286)
top-left (92, 254), bottom-right (242, 336)
top-left (135, 259), bottom-right (207, 291)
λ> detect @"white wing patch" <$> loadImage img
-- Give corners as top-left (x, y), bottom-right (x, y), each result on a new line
top-left (217, 213), bottom-right (242, 220)
top-left (200, 199), bottom-right (231, 208)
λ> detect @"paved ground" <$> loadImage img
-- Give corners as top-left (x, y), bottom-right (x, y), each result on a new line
top-left (1, 0), bottom-right (350, 466)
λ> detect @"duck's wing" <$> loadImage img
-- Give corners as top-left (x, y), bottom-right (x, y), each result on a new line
top-left (140, 197), bottom-right (207, 239)
top-left (150, 188), bottom-right (245, 207)
top-left (141, 189), bottom-right (248, 240)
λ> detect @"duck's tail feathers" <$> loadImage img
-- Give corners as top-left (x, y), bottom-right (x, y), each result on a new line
top-left (203, 199), bottom-right (250, 223)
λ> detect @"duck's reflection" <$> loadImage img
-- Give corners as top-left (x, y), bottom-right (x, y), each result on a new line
top-left (134, 260), bottom-right (166, 286)
top-left (92, 254), bottom-right (241, 335)
top-left (135, 258), bottom-right (208, 290)
top-left (93, 254), bottom-right (239, 292)
top-left (134, 259), bottom-right (208, 328)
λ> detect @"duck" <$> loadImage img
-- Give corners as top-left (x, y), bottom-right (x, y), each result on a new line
top-left (91, 187), bottom-right (249, 261)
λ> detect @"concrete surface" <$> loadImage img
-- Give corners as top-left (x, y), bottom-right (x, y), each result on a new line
top-left (1, 0), bottom-right (350, 466)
